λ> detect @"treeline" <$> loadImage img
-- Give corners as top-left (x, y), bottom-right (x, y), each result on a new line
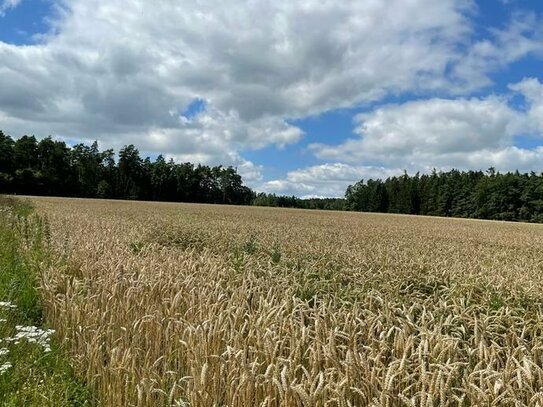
top-left (252, 193), bottom-right (345, 210)
top-left (346, 169), bottom-right (543, 223)
top-left (0, 131), bottom-right (253, 204)
top-left (4, 130), bottom-right (543, 222)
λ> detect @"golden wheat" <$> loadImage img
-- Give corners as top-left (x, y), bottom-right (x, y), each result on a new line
top-left (25, 196), bottom-right (543, 406)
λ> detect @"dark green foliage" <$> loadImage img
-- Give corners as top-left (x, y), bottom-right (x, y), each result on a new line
top-left (345, 168), bottom-right (543, 223)
top-left (252, 192), bottom-right (345, 210)
top-left (128, 241), bottom-right (145, 255)
top-left (242, 234), bottom-right (258, 255)
top-left (489, 291), bottom-right (505, 311)
top-left (270, 245), bottom-right (282, 264)
top-left (0, 130), bottom-right (254, 205)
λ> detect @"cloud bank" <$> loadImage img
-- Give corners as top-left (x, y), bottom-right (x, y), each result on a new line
top-left (0, 1), bottom-right (542, 196)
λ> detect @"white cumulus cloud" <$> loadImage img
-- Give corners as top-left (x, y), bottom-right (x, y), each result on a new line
top-left (0, 1), bottom-right (542, 196)
top-left (0, 0), bottom-right (21, 17)
top-left (259, 163), bottom-right (403, 198)
top-left (0, 1), bottom-right (539, 161)
top-left (310, 78), bottom-right (543, 176)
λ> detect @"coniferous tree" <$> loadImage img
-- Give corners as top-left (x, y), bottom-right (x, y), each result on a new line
top-left (345, 168), bottom-right (543, 223)
top-left (0, 131), bottom-right (256, 206)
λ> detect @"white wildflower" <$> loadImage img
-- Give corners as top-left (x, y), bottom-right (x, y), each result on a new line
top-left (5, 325), bottom-right (55, 353)
top-left (0, 348), bottom-right (8, 356)
top-left (0, 302), bottom-right (16, 309)
top-left (0, 362), bottom-right (12, 374)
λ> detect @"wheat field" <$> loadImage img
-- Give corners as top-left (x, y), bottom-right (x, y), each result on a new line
top-left (27, 197), bottom-right (543, 406)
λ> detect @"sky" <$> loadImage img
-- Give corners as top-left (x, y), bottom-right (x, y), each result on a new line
top-left (1, 0), bottom-right (543, 198)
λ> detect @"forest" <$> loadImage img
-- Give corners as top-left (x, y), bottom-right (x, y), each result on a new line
top-left (345, 169), bottom-right (543, 223)
top-left (2, 130), bottom-right (543, 222)
top-left (0, 131), bottom-right (254, 205)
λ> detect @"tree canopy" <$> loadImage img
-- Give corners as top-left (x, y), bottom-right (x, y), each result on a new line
top-left (0, 131), bottom-right (253, 205)
top-left (345, 169), bottom-right (543, 223)
top-left (2, 130), bottom-right (543, 223)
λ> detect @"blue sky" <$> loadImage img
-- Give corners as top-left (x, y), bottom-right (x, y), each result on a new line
top-left (0, 0), bottom-right (53, 45)
top-left (1, 0), bottom-right (543, 197)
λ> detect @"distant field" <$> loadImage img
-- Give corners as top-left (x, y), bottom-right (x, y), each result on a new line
top-left (27, 197), bottom-right (543, 406)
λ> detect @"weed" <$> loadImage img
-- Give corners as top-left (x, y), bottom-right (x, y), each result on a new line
top-left (242, 234), bottom-right (258, 255)
top-left (270, 244), bottom-right (282, 264)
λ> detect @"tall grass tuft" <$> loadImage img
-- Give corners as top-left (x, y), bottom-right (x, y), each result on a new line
top-left (0, 196), bottom-right (92, 406)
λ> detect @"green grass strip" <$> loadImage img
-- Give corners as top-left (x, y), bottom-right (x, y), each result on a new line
top-left (0, 196), bottom-right (93, 406)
